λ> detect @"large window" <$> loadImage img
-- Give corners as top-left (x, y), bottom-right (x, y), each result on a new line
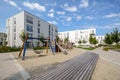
top-left (14, 34), bottom-right (16, 40)
top-left (38, 28), bottom-right (40, 33)
top-left (26, 16), bottom-right (33, 24)
top-left (38, 21), bottom-right (40, 26)
top-left (14, 18), bottom-right (16, 24)
top-left (26, 24), bottom-right (33, 32)
top-left (14, 26), bottom-right (16, 32)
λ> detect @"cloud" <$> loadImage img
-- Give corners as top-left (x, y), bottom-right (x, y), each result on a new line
top-left (23, 2), bottom-right (46, 12)
top-left (3, 0), bottom-right (21, 10)
top-left (57, 11), bottom-right (65, 15)
top-left (62, 3), bottom-right (77, 12)
top-left (77, 15), bottom-right (82, 20)
top-left (66, 17), bottom-right (72, 21)
top-left (49, 9), bottom-right (55, 13)
top-left (49, 21), bottom-right (57, 25)
top-left (48, 13), bottom-right (54, 18)
top-left (103, 13), bottom-right (120, 18)
top-left (85, 16), bottom-right (94, 20)
top-left (79, 0), bottom-right (89, 8)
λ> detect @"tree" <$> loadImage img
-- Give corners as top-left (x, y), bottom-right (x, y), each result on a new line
top-left (111, 28), bottom-right (120, 44)
top-left (56, 35), bottom-right (60, 42)
top-left (19, 30), bottom-right (26, 42)
top-left (82, 39), bottom-right (87, 44)
top-left (92, 37), bottom-right (98, 45)
top-left (104, 34), bottom-right (113, 44)
top-left (78, 39), bottom-right (82, 44)
top-left (89, 34), bottom-right (93, 44)
top-left (64, 37), bottom-right (69, 43)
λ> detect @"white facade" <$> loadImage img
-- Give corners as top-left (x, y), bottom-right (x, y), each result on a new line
top-left (96, 35), bottom-right (105, 44)
top-left (0, 32), bottom-right (7, 46)
top-left (6, 11), bottom-right (58, 47)
top-left (58, 28), bottom-right (96, 45)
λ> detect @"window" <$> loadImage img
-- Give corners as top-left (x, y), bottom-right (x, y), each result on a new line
top-left (38, 35), bottom-right (40, 38)
top-left (1, 38), bottom-right (3, 41)
top-left (38, 21), bottom-right (40, 26)
top-left (14, 18), bottom-right (16, 24)
top-left (26, 24), bottom-right (33, 32)
top-left (38, 28), bottom-right (40, 33)
top-left (14, 34), bottom-right (16, 40)
top-left (14, 26), bottom-right (16, 32)
top-left (26, 16), bottom-right (33, 24)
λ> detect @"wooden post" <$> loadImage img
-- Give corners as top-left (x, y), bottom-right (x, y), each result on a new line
top-left (46, 37), bottom-right (49, 54)
top-left (18, 33), bottom-right (28, 57)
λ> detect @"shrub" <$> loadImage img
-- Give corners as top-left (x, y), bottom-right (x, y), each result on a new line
top-left (0, 46), bottom-right (20, 53)
top-left (103, 47), bottom-right (108, 51)
top-left (33, 46), bottom-right (46, 50)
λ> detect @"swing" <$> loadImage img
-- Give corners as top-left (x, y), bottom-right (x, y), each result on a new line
top-left (32, 42), bottom-right (43, 54)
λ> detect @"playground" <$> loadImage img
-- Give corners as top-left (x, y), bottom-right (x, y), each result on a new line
top-left (1, 33), bottom-right (120, 80)
top-left (1, 47), bottom-right (120, 80)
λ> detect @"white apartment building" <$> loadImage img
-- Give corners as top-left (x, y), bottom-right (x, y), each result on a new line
top-left (58, 28), bottom-right (96, 45)
top-left (96, 35), bottom-right (105, 44)
top-left (6, 11), bottom-right (58, 47)
top-left (0, 32), bottom-right (7, 46)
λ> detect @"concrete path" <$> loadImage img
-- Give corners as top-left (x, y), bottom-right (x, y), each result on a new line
top-left (0, 53), bottom-right (30, 80)
top-left (90, 47), bottom-right (120, 65)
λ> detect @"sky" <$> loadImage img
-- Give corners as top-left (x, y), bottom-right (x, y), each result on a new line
top-left (0, 0), bottom-right (120, 35)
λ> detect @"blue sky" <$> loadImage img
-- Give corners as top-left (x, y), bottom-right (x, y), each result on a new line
top-left (0, 0), bottom-right (120, 35)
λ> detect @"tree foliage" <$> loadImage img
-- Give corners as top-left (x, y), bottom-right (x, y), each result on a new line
top-left (104, 34), bottom-right (113, 44)
top-left (19, 30), bottom-right (26, 42)
top-left (64, 37), bottom-right (69, 43)
top-left (78, 39), bottom-right (82, 44)
top-left (89, 34), bottom-right (93, 44)
top-left (104, 28), bottom-right (120, 44)
top-left (56, 35), bottom-right (60, 42)
top-left (92, 37), bottom-right (98, 45)
top-left (82, 39), bottom-right (87, 44)
top-left (89, 34), bottom-right (98, 45)
top-left (111, 28), bottom-right (120, 43)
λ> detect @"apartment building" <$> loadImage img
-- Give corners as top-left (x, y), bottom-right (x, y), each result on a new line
top-left (58, 28), bottom-right (96, 45)
top-left (6, 11), bottom-right (58, 47)
top-left (0, 32), bottom-right (7, 46)
top-left (96, 35), bottom-right (105, 44)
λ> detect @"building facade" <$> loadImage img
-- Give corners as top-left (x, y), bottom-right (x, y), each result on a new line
top-left (0, 32), bottom-right (7, 46)
top-left (96, 35), bottom-right (105, 44)
top-left (6, 11), bottom-right (58, 47)
top-left (58, 28), bottom-right (96, 45)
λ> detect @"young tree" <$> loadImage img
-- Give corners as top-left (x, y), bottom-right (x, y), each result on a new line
top-left (104, 34), bottom-right (113, 44)
top-left (78, 39), bottom-right (82, 44)
top-left (19, 30), bottom-right (26, 42)
top-left (56, 35), bottom-right (60, 42)
top-left (111, 28), bottom-right (120, 44)
top-left (92, 37), bottom-right (98, 45)
top-left (82, 39), bottom-right (87, 44)
top-left (89, 34), bottom-right (93, 44)
top-left (64, 37), bottom-right (69, 43)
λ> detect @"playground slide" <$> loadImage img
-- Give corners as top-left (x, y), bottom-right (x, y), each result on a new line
top-left (56, 43), bottom-right (68, 55)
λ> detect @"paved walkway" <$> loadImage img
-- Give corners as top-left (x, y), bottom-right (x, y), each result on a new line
top-left (0, 53), bottom-right (30, 80)
top-left (90, 47), bottom-right (120, 65)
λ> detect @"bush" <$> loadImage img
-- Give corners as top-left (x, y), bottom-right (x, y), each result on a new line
top-left (103, 47), bottom-right (109, 51)
top-left (33, 46), bottom-right (46, 50)
top-left (0, 46), bottom-right (20, 53)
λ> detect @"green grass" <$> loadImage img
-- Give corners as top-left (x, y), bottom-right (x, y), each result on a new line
top-left (77, 46), bottom-right (95, 50)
